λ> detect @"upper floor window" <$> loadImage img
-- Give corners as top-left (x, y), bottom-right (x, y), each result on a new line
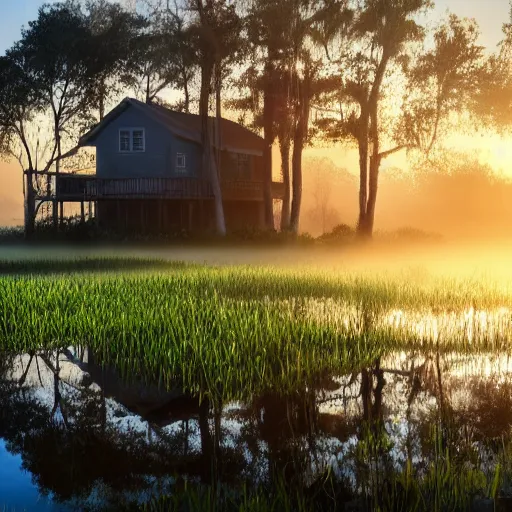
top-left (119, 128), bottom-right (145, 153)
top-left (175, 152), bottom-right (187, 173)
top-left (237, 153), bottom-right (251, 180)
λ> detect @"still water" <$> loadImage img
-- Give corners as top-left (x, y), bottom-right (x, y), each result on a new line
top-left (1, 349), bottom-right (512, 511)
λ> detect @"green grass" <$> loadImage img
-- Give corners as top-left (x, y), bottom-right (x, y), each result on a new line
top-left (1, 256), bottom-right (512, 401)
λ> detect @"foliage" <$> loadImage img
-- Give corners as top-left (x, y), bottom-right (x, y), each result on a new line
top-left (316, 223), bottom-right (355, 243)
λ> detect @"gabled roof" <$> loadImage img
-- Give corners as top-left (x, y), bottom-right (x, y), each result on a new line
top-left (79, 97), bottom-right (265, 156)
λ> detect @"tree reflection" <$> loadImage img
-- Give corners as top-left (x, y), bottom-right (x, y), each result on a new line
top-left (1, 349), bottom-right (512, 510)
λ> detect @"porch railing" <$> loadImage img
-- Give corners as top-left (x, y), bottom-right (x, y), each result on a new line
top-left (51, 175), bottom-right (285, 201)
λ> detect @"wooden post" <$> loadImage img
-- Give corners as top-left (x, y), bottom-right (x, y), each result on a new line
top-left (116, 200), bottom-right (121, 231)
top-left (158, 200), bottom-right (163, 233)
top-left (88, 201), bottom-right (93, 221)
top-left (188, 201), bottom-right (193, 232)
top-left (163, 200), bottom-right (168, 231)
top-left (80, 201), bottom-right (85, 224)
top-left (59, 201), bottom-right (64, 228)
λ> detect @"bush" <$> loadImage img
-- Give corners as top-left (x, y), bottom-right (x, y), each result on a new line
top-left (317, 223), bottom-right (355, 244)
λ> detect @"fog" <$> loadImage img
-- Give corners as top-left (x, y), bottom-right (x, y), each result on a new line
top-left (2, 152), bottom-right (512, 241)
top-left (299, 155), bottom-right (512, 241)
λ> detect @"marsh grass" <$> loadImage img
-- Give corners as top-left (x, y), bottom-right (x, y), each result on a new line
top-left (1, 256), bottom-right (512, 401)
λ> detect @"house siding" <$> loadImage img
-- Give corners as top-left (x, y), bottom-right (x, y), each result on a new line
top-left (93, 105), bottom-right (201, 179)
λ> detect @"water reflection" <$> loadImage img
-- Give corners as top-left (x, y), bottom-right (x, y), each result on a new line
top-left (1, 349), bottom-right (512, 510)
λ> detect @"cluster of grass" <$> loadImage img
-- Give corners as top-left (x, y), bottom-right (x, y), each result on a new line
top-left (1, 256), bottom-right (512, 401)
top-left (141, 425), bottom-right (507, 512)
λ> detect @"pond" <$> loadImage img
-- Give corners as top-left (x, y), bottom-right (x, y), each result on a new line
top-left (2, 348), bottom-right (512, 511)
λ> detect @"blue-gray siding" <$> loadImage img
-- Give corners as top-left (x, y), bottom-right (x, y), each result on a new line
top-left (92, 105), bottom-right (201, 179)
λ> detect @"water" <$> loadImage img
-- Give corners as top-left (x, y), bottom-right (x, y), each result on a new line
top-left (1, 349), bottom-right (512, 510)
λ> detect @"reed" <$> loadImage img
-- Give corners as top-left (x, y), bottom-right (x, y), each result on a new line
top-left (0, 257), bottom-right (511, 401)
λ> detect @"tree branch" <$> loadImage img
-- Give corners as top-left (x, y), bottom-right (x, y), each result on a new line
top-left (378, 144), bottom-right (415, 160)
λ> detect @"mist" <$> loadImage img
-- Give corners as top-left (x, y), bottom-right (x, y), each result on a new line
top-left (2, 152), bottom-right (512, 242)
top-left (299, 155), bottom-right (512, 241)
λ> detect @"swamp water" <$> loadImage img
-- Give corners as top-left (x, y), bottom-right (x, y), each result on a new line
top-left (2, 349), bottom-right (512, 511)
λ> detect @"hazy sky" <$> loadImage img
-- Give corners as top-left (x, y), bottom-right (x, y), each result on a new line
top-left (0, 0), bottom-right (509, 53)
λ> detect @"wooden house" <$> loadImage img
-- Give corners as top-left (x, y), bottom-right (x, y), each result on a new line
top-left (29, 98), bottom-right (284, 233)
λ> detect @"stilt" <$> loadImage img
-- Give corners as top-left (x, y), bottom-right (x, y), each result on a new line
top-left (88, 201), bottom-right (93, 221)
top-left (188, 201), bottom-right (193, 232)
top-left (53, 200), bottom-right (58, 230)
top-left (158, 200), bottom-right (163, 233)
top-left (80, 201), bottom-right (85, 224)
top-left (59, 201), bottom-right (64, 228)
top-left (163, 201), bottom-right (169, 231)
top-left (116, 200), bottom-right (121, 230)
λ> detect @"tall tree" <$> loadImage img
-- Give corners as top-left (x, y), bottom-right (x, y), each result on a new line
top-left (191, 0), bottom-right (242, 235)
top-left (316, 3), bottom-right (484, 237)
top-left (13, 2), bottom-right (95, 174)
top-left (84, 0), bottom-right (147, 119)
top-left (346, 0), bottom-right (427, 237)
top-left (246, 0), bottom-right (352, 233)
top-left (128, 1), bottom-right (199, 107)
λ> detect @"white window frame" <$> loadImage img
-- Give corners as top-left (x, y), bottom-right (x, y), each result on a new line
top-left (175, 152), bottom-right (187, 173)
top-left (119, 128), bottom-right (145, 153)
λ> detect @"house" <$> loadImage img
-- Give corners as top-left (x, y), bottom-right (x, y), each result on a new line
top-left (50, 97), bottom-right (284, 233)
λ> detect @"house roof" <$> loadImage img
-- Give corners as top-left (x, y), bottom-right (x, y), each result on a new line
top-left (79, 97), bottom-right (265, 156)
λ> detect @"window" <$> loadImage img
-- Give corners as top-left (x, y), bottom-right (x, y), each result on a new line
top-left (175, 152), bottom-right (187, 174)
top-left (237, 153), bottom-right (251, 180)
top-left (119, 128), bottom-right (145, 152)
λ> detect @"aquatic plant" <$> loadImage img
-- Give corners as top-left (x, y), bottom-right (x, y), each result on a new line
top-left (1, 257), bottom-right (512, 402)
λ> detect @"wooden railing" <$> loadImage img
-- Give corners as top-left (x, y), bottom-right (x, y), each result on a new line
top-left (53, 174), bottom-right (285, 201)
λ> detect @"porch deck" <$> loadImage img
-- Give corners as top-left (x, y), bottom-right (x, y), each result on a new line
top-left (46, 174), bottom-right (285, 202)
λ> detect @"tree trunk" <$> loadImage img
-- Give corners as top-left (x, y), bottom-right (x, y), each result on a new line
top-left (289, 73), bottom-right (310, 234)
top-left (362, 155), bottom-right (379, 236)
top-left (99, 92), bottom-right (105, 121)
top-left (290, 132), bottom-right (303, 234)
top-left (279, 133), bottom-right (291, 231)
top-left (183, 68), bottom-right (190, 113)
top-left (358, 102), bottom-right (381, 237)
top-left (199, 55), bottom-right (225, 235)
top-left (198, 397), bottom-right (213, 485)
top-left (24, 170), bottom-right (35, 238)
top-left (145, 74), bottom-right (151, 104)
top-left (356, 111), bottom-right (370, 236)
top-left (262, 62), bottom-right (275, 230)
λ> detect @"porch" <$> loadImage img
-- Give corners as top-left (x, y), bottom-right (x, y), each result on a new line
top-left (48, 174), bottom-right (285, 202)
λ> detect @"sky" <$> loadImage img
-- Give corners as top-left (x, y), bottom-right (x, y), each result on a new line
top-left (0, 0), bottom-right (509, 53)
top-left (0, 0), bottom-right (511, 229)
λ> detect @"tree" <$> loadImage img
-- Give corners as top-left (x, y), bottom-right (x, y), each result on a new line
top-left (127, 1), bottom-right (199, 108)
top-left (191, 0), bottom-right (243, 235)
top-left (0, 55), bottom-right (42, 173)
top-left (84, 0), bottom-right (148, 119)
top-left (398, 14), bottom-right (485, 157)
top-left (243, 0), bottom-right (352, 233)
top-left (473, 7), bottom-right (512, 131)
top-left (14, 2), bottom-right (97, 175)
top-left (317, 2), bottom-right (484, 237)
